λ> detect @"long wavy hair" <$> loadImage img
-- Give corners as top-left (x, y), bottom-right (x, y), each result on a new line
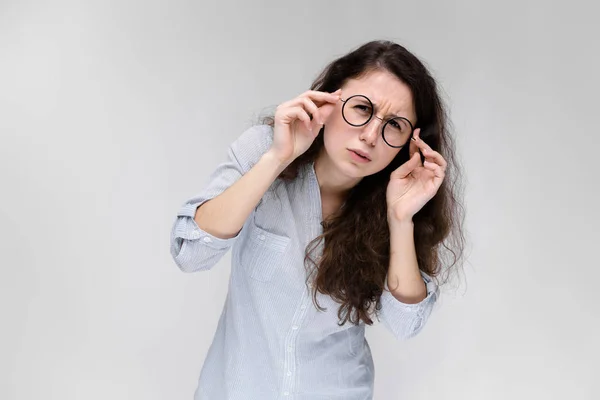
top-left (261, 40), bottom-right (466, 326)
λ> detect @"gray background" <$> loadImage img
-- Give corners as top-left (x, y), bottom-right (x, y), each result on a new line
top-left (1, 0), bottom-right (598, 399)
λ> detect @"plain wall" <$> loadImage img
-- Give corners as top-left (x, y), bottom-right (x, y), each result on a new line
top-left (1, 0), bottom-right (598, 399)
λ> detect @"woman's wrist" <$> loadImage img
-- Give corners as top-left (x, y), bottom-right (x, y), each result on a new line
top-left (262, 150), bottom-right (293, 173)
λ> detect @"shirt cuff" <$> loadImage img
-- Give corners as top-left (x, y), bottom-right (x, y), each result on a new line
top-left (382, 271), bottom-right (438, 310)
top-left (174, 202), bottom-right (241, 249)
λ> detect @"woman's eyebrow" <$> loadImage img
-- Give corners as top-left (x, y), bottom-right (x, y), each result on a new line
top-left (371, 101), bottom-right (406, 118)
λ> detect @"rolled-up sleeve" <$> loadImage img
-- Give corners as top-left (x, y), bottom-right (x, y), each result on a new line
top-left (378, 271), bottom-right (439, 340)
top-left (170, 125), bottom-right (273, 273)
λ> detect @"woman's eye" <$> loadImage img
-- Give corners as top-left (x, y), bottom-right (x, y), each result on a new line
top-left (354, 105), bottom-right (371, 113)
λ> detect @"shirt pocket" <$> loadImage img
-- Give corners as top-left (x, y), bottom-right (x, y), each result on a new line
top-left (311, 294), bottom-right (366, 356)
top-left (345, 324), bottom-right (366, 356)
top-left (243, 221), bottom-right (291, 282)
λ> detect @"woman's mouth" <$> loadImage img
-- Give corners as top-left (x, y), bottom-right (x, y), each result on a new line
top-left (348, 149), bottom-right (371, 163)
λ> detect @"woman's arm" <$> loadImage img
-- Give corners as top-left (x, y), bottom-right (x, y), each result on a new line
top-left (377, 218), bottom-right (438, 341)
top-left (171, 125), bottom-right (283, 273)
top-left (386, 219), bottom-right (427, 304)
top-left (194, 150), bottom-right (288, 240)
top-left (378, 129), bottom-right (445, 339)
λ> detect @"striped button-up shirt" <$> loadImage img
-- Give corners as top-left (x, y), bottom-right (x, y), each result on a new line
top-left (170, 125), bottom-right (438, 400)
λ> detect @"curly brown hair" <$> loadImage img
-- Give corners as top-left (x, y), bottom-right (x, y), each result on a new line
top-left (262, 40), bottom-right (466, 327)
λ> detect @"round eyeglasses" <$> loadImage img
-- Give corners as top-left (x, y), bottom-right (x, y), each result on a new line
top-left (339, 94), bottom-right (414, 148)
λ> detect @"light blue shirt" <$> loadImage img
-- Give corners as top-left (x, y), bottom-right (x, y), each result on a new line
top-left (170, 125), bottom-right (438, 400)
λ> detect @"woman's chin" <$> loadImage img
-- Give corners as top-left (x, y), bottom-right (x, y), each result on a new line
top-left (338, 160), bottom-right (372, 179)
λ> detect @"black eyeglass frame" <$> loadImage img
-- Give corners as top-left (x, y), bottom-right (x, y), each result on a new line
top-left (339, 94), bottom-right (415, 149)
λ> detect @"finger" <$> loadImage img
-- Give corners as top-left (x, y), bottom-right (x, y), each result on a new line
top-left (390, 151), bottom-right (420, 179)
top-left (302, 90), bottom-right (341, 127)
top-left (317, 102), bottom-right (337, 123)
top-left (423, 160), bottom-right (444, 177)
top-left (412, 130), bottom-right (433, 153)
top-left (409, 128), bottom-right (421, 158)
top-left (412, 130), bottom-right (447, 170)
top-left (286, 106), bottom-right (313, 131)
top-left (423, 160), bottom-right (445, 188)
top-left (298, 97), bottom-right (322, 124)
top-left (317, 89), bottom-right (343, 122)
top-left (285, 89), bottom-right (341, 131)
top-left (280, 89), bottom-right (339, 113)
top-left (288, 96), bottom-right (327, 131)
top-left (422, 147), bottom-right (447, 171)
top-left (302, 89), bottom-right (342, 105)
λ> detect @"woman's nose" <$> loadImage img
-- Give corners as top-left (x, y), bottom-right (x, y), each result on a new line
top-left (359, 118), bottom-right (382, 145)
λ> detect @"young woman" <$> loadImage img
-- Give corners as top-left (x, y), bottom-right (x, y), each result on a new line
top-left (170, 40), bottom-right (465, 400)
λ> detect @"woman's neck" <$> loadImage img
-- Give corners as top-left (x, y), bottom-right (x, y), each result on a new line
top-left (313, 150), bottom-right (361, 200)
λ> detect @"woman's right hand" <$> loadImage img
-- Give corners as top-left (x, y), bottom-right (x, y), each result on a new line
top-left (269, 89), bottom-right (342, 165)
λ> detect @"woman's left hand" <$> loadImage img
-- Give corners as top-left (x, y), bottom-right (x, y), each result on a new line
top-left (386, 128), bottom-right (447, 222)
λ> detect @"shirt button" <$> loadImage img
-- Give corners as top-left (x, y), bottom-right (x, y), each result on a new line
top-left (259, 234), bottom-right (266, 240)
top-left (287, 346), bottom-right (293, 351)
top-left (203, 236), bottom-right (212, 243)
top-left (284, 392), bottom-right (289, 396)
top-left (287, 371), bottom-right (292, 376)
top-left (292, 325), bottom-right (298, 330)
top-left (300, 304), bottom-right (306, 310)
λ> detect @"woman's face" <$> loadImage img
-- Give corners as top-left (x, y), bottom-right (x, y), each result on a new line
top-left (321, 69), bottom-right (417, 179)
